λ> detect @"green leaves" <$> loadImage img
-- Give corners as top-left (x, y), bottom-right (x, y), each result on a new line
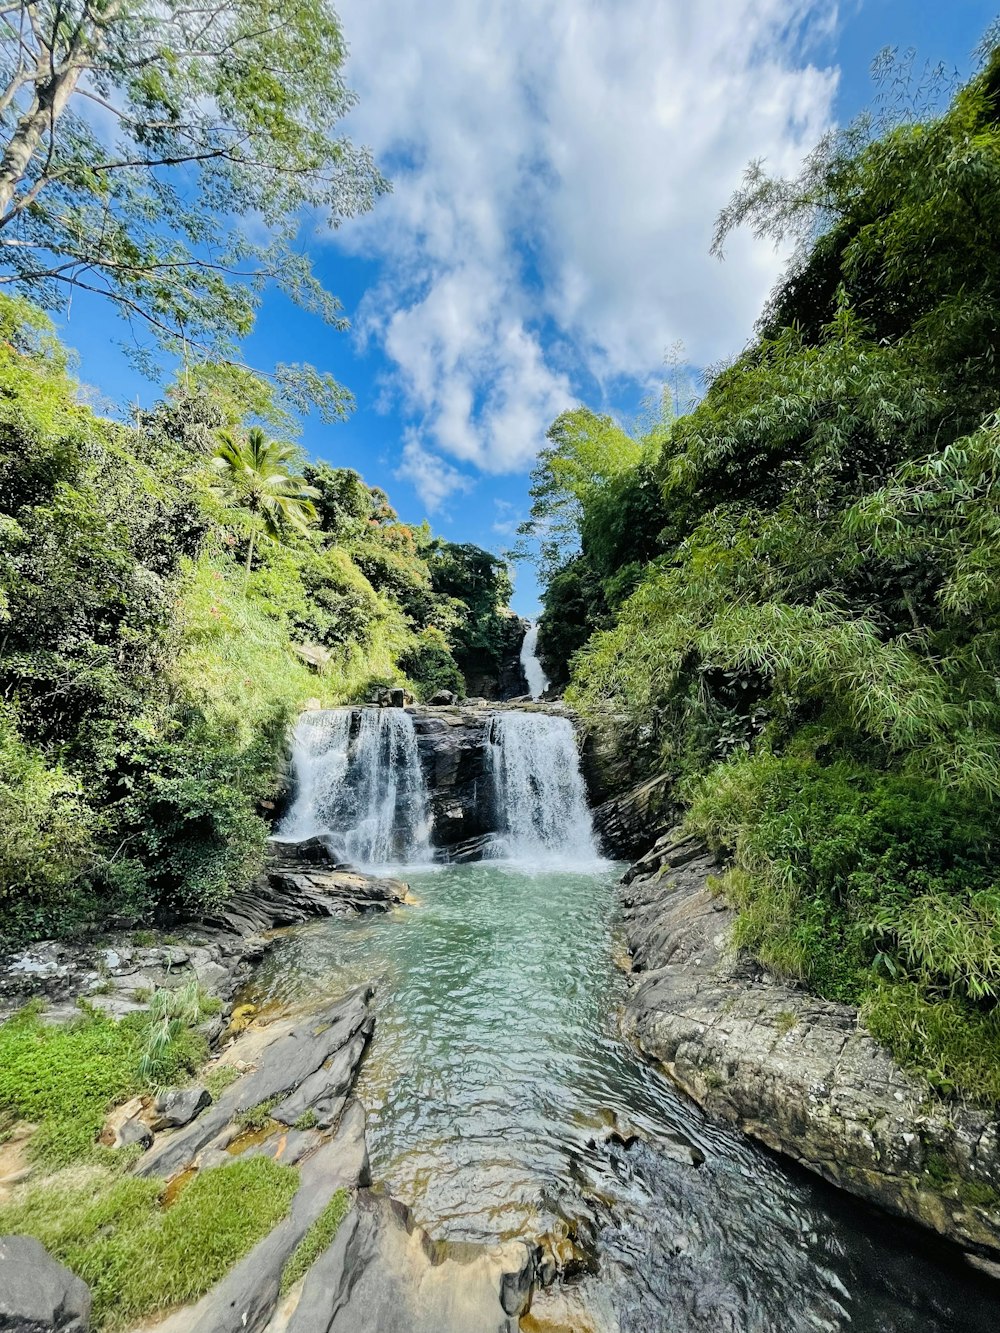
top-left (0, 0), bottom-right (388, 411)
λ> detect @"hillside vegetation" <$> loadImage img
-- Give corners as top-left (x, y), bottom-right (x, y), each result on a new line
top-left (529, 47), bottom-right (1000, 1103)
top-left (0, 301), bottom-right (513, 946)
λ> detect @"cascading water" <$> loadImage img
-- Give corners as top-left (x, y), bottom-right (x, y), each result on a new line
top-left (519, 622), bottom-right (550, 700)
top-left (486, 709), bottom-right (600, 866)
top-left (278, 708), bottom-right (431, 867)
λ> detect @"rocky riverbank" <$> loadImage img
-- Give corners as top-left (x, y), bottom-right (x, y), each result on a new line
top-left (0, 836), bottom-right (409, 1026)
top-left (618, 831), bottom-right (1000, 1266)
top-left (0, 836), bottom-right (537, 1332)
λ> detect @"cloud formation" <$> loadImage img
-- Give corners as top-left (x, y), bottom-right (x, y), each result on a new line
top-left (335, 0), bottom-right (838, 508)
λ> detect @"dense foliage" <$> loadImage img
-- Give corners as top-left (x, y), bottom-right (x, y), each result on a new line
top-left (0, 298), bottom-right (512, 944)
top-left (532, 44), bottom-right (1000, 1102)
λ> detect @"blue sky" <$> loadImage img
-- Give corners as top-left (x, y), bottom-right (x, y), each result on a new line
top-left (59, 1), bottom-right (999, 615)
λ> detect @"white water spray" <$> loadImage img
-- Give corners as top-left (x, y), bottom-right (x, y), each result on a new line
top-left (278, 708), bottom-right (432, 867)
top-left (519, 623), bottom-right (550, 700)
top-left (486, 710), bottom-right (601, 867)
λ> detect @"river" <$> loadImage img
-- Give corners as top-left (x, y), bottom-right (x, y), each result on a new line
top-left (248, 855), bottom-right (1000, 1331)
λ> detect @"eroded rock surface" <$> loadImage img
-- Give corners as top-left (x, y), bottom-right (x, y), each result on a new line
top-left (282, 1188), bottom-right (535, 1333)
top-left (620, 833), bottom-right (1000, 1258)
top-left (591, 772), bottom-right (674, 860)
top-left (139, 1100), bottom-right (370, 1333)
top-left (137, 986), bottom-right (374, 1180)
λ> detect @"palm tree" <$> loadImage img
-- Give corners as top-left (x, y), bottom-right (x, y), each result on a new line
top-left (211, 427), bottom-right (320, 574)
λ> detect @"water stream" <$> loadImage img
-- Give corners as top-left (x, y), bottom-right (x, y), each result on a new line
top-left (254, 709), bottom-right (1000, 1330)
top-left (520, 622), bottom-right (550, 700)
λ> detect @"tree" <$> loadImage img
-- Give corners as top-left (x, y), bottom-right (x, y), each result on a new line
top-left (211, 426), bottom-right (318, 573)
top-left (0, 1), bottom-right (388, 416)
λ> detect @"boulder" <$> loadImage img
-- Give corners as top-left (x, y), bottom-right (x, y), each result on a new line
top-left (151, 1085), bottom-right (211, 1131)
top-left (434, 833), bottom-right (498, 864)
top-left (427, 689), bottom-right (457, 706)
top-left (619, 831), bottom-right (1000, 1259)
top-left (0, 1234), bottom-right (91, 1331)
top-left (284, 1189), bottom-right (535, 1333)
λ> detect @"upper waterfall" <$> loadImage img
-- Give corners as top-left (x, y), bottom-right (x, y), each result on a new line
top-left (278, 708), bottom-right (432, 868)
top-left (519, 623), bottom-right (550, 700)
top-left (486, 710), bottom-right (601, 867)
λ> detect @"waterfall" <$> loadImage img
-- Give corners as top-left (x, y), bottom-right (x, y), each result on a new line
top-left (486, 711), bottom-right (601, 866)
top-left (278, 708), bottom-right (432, 867)
top-left (519, 622), bottom-right (549, 700)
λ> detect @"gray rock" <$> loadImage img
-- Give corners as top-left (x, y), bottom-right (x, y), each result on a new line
top-left (116, 1118), bottom-right (153, 1152)
top-left (137, 987), bottom-right (374, 1180)
top-left (139, 1101), bottom-right (370, 1333)
top-left (285, 1189), bottom-right (535, 1333)
top-left (151, 1086), bottom-right (212, 1131)
top-left (619, 831), bottom-right (1000, 1258)
top-left (592, 772), bottom-right (675, 860)
top-left (0, 1234), bottom-right (91, 1330)
top-left (427, 689), bottom-right (457, 705)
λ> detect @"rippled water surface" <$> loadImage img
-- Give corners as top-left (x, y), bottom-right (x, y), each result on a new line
top-left (249, 862), bottom-right (1000, 1331)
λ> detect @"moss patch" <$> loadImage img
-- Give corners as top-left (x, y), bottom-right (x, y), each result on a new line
top-left (280, 1188), bottom-right (351, 1294)
top-left (0, 1158), bottom-right (299, 1330)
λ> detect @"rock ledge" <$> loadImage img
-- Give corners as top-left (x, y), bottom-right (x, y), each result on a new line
top-left (619, 832), bottom-right (1000, 1259)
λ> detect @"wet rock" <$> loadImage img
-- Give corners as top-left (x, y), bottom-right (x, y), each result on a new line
top-left (592, 772), bottom-right (675, 860)
top-left (284, 1188), bottom-right (535, 1332)
top-left (0, 1234), bottom-right (91, 1331)
top-left (410, 709), bottom-right (492, 848)
top-left (619, 830), bottom-right (1000, 1258)
top-left (434, 832), bottom-right (498, 863)
top-left (151, 1085), bottom-right (211, 1131)
top-left (268, 836), bottom-right (341, 867)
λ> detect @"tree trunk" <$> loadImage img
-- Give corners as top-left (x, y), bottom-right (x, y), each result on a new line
top-left (245, 529), bottom-right (257, 578)
top-left (0, 1), bottom-right (122, 221)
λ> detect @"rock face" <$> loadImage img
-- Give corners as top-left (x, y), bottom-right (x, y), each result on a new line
top-left (620, 832), bottom-right (1000, 1259)
top-left (410, 710), bottom-right (493, 852)
top-left (283, 1188), bottom-right (535, 1333)
top-left (591, 772), bottom-right (674, 860)
top-left (0, 1234), bottom-right (92, 1331)
top-left (409, 701), bottom-right (588, 857)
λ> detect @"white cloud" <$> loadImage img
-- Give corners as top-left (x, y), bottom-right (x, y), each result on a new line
top-left (395, 431), bottom-right (475, 513)
top-left (335, 0), bottom-right (839, 475)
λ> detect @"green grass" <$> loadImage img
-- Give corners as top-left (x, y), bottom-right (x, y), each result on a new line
top-left (0, 996), bottom-right (208, 1166)
top-left (0, 1158), bottom-right (299, 1330)
top-left (863, 984), bottom-right (1000, 1108)
top-left (204, 1063), bottom-right (242, 1100)
top-left (280, 1188), bottom-right (351, 1294)
top-left (235, 1095), bottom-right (281, 1132)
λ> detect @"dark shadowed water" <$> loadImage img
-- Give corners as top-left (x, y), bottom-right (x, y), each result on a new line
top-left (248, 861), bottom-right (1000, 1332)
